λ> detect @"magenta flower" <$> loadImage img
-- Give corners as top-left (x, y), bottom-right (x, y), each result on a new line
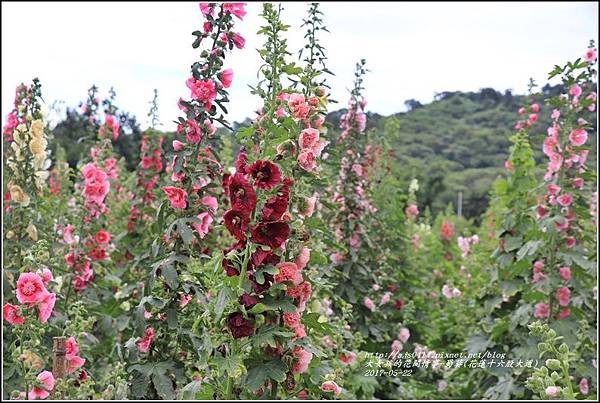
top-left (186, 78), bottom-right (216, 111)
top-left (569, 128), bottom-right (588, 146)
top-left (16, 272), bottom-right (47, 304)
top-left (218, 68), bottom-right (234, 88)
top-left (223, 3), bottom-right (247, 20)
top-left (38, 292), bottom-right (56, 323)
top-left (556, 287), bottom-right (570, 306)
top-left (3, 303), bottom-right (24, 325)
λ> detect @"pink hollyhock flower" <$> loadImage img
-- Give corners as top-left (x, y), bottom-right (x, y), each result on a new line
top-left (584, 48), bottom-right (597, 62)
top-left (186, 78), bottom-right (216, 111)
top-left (534, 302), bottom-right (550, 318)
top-left (351, 163), bottom-right (363, 177)
top-left (363, 296), bottom-right (376, 312)
top-left (330, 252), bottom-right (345, 263)
top-left (557, 308), bottom-right (570, 319)
top-left (557, 193), bottom-right (573, 207)
top-left (398, 327), bottom-right (410, 343)
top-left (565, 236), bottom-right (576, 248)
top-left (452, 288), bottom-right (462, 298)
top-left (144, 310), bottom-right (152, 319)
top-left (531, 103), bottom-right (539, 112)
top-left (438, 380), bottom-right (448, 392)
top-left (16, 272), bottom-right (47, 304)
top-left (95, 229), bottom-right (111, 244)
top-left (202, 195), bottom-right (218, 213)
top-left (185, 119), bottom-right (202, 144)
top-left (372, 284), bottom-right (380, 291)
top-left (569, 128), bottom-right (587, 146)
top-left (297, 390), bottom-right (308, 399)
top-left (38, 292), bottom-right (56, 323)
top-left (40, 268), bottom-right (53, 285)
top-left (572, 178), bottom-right (584, 189)
top-left (529, 113), bottom-right (538, 123)
top-left (442, 284), bottom-right (453, 299)
top-left (551, 109), bottom-right (560, 120)
top-left (380, 292), bottom-right (391, 305)
top-left (162, 186), bottom-right (187, 209)
top-left (173, 140), bottom-right (185, 151)
top-left (199, 3), bottom-right (213, 17)
top-left (355, 112), bottom-right (367, 132)
top-left (349, 234), bottom-right (361, 249)
top-left (232, 32), bottom-right (245, 49)
top-left (297, 150), bottom-right (316, 171)
top-left (292, 346), bottom-right (313, 374)
top-left (391, 339), bottom-right (403, 354)
top-left (579, 378), bottom-right (589, 395)
top-left (274, 262), bottom-right (303, 285)
top-left (180, 294), bottom-right (192, 307)
top-left (517, 107), bottom-right (525, 115)
top-left (440, 220), bottom-right (454, 241)
top-left (67, 355), bottom-right (85, 374)
top-left (299, 196), bottom-right (317, 218)
top-left (545, 386), bottom-right (559, 397)
top-left (63, 224), bottom-right (75, 245)
top-left (295, 247), bottom-right (311, 270)
top-left (556, 287), bottom-right (570, 306)
top-left (559, 267), bottom-right (571, 281)
top-left (340, 352), bottom-right (357, 364)
top-left (283, 311), bottom-right (301, 329)
top-left (299, 128), bottom-right (319, 150)
top-left (320, 381), bottom-right (342, 397)
top-left (223, 3), bottom-right (246, 20)
top-left (405, 204), bottom-right (419, 219)
top-left (65, 336), bottom-right (79, 360)
top-left (218, 68), bottom-right (233, 88)
top-left (547, 184), bottom-right (561, 195)
top-left (137, 327), bottom-right (154, 353)
top-left (3, 303), bottom-right (24, 325)
top-left (28, 370), bottom-right (55, 400)
top-left (569, 85), bottom-right (582, 98)
top-left (192, 212), bottom-right (213, 239)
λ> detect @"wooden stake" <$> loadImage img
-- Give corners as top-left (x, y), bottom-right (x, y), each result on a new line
top-left (52, 336), bottom-right (67, 379)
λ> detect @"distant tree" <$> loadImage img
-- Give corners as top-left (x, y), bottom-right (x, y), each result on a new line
top-left (404, 99), bottom-right (423, 111)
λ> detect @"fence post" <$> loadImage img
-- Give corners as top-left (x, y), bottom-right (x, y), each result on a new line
top-left (52, 336), bottom-right (67, 396)
top-left (457, 190), bottom-right (463, 217)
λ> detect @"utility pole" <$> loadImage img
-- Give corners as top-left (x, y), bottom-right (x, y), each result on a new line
top-left (457, 190), bottom-right (463, 217)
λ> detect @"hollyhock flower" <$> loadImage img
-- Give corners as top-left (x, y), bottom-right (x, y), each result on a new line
top-left (162, 186), bottom-right (187, 209)
top-left (192, 212), bottom-right (213, 239)
top-left (297, 150), bottom-right (316, 172)
top-left (218, 68), bottom-right (233, 88)
top-left (545, 386), bottom-right (559, 397)
top-left (565, 236), bottom-right (576, 248)
top-left (547, 184), bottom-right (561, 195)
top-left (363, 296), bottom-right (375, 311)
top-left (227, 312), bottom-right (254, 339)
top-left (65, 337), bottom-right (80, 360)
top-left (452, 288), bottom-right (462, 298)
top-left (137, 327), bottom-right (154, 353)
top-left (199, 3), bottom-right (213, 16)
top-left (186, 78), bottom-right (216, 111)
top-left (530, 103), bottom-right (539, 112)
top-left (340, 352), bottom-right (357, 365)
top-left (556, 193), bottom-right (573, 207)
top-left (569, 85), bottom-right (582, 98)
top-left (185, 119), bottom-right (202, 144)
top-left (437, 380), bottom-right (448, 392)
top-left (89, 247), bottom-right (107, 261)
top-left (559, 267), bottom-right (571, 281)
top-left (405, 204), bottom-right (419, 219)
top-left (295, 247), bottom-right (311, 270)
top-left (398, 327), bottom-right (410, 343)
top-left (223, 209), bottom-right (249, 241)
top-left (557, 308), bottom-right (570, 319)
top-left (349, 234), bottom-right (361, 249)
top-left (440, 221), bottom-right (454, 241)
top-left (63, 224), bottom-right (75, 245)
top-left (298, 196), bottom-right (316, 218)
top-left (534, 302), bottom-right (550, 318)
top-left (572, 178), bottom-right (584, 189)
top-left (250, 221), bottom-right (289, 249)
top-left (223, 3), bottom-right (246, 20)
top-left (380, 292), bottom-right (391, 305)
top-left (16, 272), bottom-right (47, 304)
top-left (579, 378), bottom-right (589, 395)
top-left (238, 293), bottom-right (257, 309)
top-left (299, 128), bottom-right (319, 150)
top-left (330, 252), bottom-right (345, 263)
top-left (292, 346), bottom-right (313, 374)
top-left (569, 128), bottom-right (587, 146)
top-left (351, 163), bottom-right (363, 177)
top-left (274, 262), bottom-right (303, 285)
top-left (248, 160), bottom-right (281, 190)
top-left (179, 294), bottom-right (192, 308)
top-left (232, 32), bottom-right (245, 49)
top-left (38, 292), bottom-right (56, 323)
top-left (584, 47), bottom-right (597, 62)
top-left (28, 371), bottom-right (55, 400)
top-left (283, 312), bottom-right (301, 329)
top-left (262, 190), bottom-right (290, 221)
top-left (40, 268), bottom-right (53, 285)
top-left (66, 355), bottom-right (86, 374)
top-left (3, 303), bottom-right (24, 325)
top-left (517, 107), bottom-right (525, 115)
top-left (391, 340), bottom-right (403, 354)
top-left (556, 287), bottom-right (570, 306)
top-left (320, 381), bottom-right (342, 397)
top-left (442, 284), bottom-right (453, 299)
top-left (287, 281), bottom-right (312, 312)
top-left (173, 140), bottom-right (185, 151)
top-left (229, 173), bottom-right (256, 212)
top-left (95, 229), bottom-right (110, 244)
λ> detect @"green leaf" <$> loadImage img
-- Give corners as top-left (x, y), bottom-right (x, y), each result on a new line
top-left (161, 264), bottom-right (179, 290)
top-left (130, 373), bottom-right (150, 397)
top-left (152, 372), bottom-right (175, 400)
top-left (181, 381), bottom-right (214, 400)
top-left (516, 240), bottom-right (543, 261)
top-left (167, 308), bottom-right (178, 329)
top-left (214, 287), bottom-right (231, 322)
top-left (503, 236), bottom-right (522, 252)
top-left (245, 359), bottom-right (287, 390)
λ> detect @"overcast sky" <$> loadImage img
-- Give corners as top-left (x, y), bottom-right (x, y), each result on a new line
top-left (1, 2), bottom-right (598, 131)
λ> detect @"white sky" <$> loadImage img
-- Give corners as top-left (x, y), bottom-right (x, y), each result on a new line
top-left (1, 2), bottom-right (598, 131)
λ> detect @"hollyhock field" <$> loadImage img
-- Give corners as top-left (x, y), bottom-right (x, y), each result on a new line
top-left (1, 2), bottom-right (598, 401)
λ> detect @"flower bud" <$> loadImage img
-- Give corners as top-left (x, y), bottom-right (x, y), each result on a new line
top-left (558, 343), bottom-right (569, 354)
top-left (545, 359), bottom-right (561, 370)
top-left (538, 342), bottom-right (549, 352)
top-left (546, 329), bottom-right (556, 339)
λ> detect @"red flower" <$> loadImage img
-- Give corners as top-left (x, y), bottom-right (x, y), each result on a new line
top-left (249, 249), bottom-right (281, 270)
top-left (261, 178), bottom-right (292, 221)
top-left (229, 173), bottom-right (256, 213)
top-left (95, 229), bottom-right (111, 244)
top-left (239, 293), bottom-right (257, 309)
top-left (394, 299), bottom-right (404, 311)
top-left (440, 220), bottom-right (454, 241)
top-left (227, 312), bottom-right (254, 339)
top-left (235, 148), bottom-right (247, 174)
top-left (89, 247), bottom-right (107, 261)
top-left (223, 209), bottom-right (249, 240)
top-left (248, 160), bottom-right (282, 190)
top-left (250, 221), bottom-right (290, 249)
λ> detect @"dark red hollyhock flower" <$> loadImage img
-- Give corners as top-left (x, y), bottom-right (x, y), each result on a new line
top-left (229, 173), bottom-right (256, 213)
top-left (261, 179), bottom-right (292, 221)
top-left (239, 292), bottom-right (257, 309)
top-left (248, 160), bottom-right (282, 190)
top-left (250, 221), bottom-right (289, 249)
top-left (227, 312), bottom-right (254, 339)
top-left (387, 284), bottom-right (397, 293)
top-left (222, 173), bottom-right (231, 191)
top-left (249, 249), bottom-right (281, 270)
top-left (223, 241), bottom-right (246, 276)
top-left (235, 147), bottom-right (247, 175)
top-left (89, 247), bottom-right (107, 261)
top-left (224, 209), bottom-right (250, 240)
top-left (249, 271), bottom-right (274, 294)
top-left (394, 299), bottom-right (404, 311)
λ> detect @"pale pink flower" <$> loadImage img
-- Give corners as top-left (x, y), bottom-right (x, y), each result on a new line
top-left (38, 292), bottom-right (56, 323)
top-left (442, 284), bottom-right (453, 299)
top-left (299, 196), bottom-right (316, 218)
top-left (292, 346), bottom-right (313, 374)
top-left (531, 103), bottom-right (539, 112)
top-left (437, 380), bottom-right (448, 392)
top-left (28, 371), bottom-right (55, 400)
top-left (295, 247), bottom-right (311, 270)
top-left (40, 268), bottom-right (53, 285)
top-left (556, 287), bottom-right (570, 306)
top-left (559, 267), bottom-right (571, 281)
top-left (405, 204), bottom-right (419, 219)
top-left (330, 252), bottom-right (345, 264)
top-left (380, 292), bottom-right (391, 305)
top-left (320, 381), bottom-right (342, 397)
top-left (579, 378), bottom-right (589, 395)
top-left (452, 288), bottom-right (462, 298)
top-left (517, 107), bottom-right (525, 115)
top-left (557, 193), bottom-right (573, 207)
top-left (398, 327), bottom-right (410, 343)
top-left (534, 302), bottom-right (550, 318)
top-left (569, 128), bottom-right (587, 146)
top-left (363, 296), bottom-right (375, 312)
top-left (173, 140), bottom-right (185, 151)
top-left (569, 85), bottom-right (582, 98)
top-left (584, 48), bottom-right (597, 62)
top-left (545, 386), bottom-right (559, 397)
top-left (218, 68), bottom-right (233, 88)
